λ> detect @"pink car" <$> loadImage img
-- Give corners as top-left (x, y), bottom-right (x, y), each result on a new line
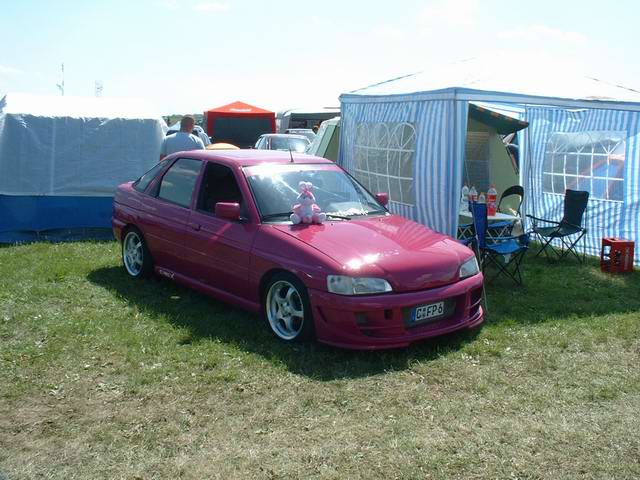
top-left (112, 150), bottom-right (484, 350)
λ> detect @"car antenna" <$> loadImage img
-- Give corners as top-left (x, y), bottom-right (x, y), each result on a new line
top-left (288, 146), bottom-right (294, 163)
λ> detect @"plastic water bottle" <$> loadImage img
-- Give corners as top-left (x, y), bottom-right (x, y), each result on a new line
top-left (487, 185), bottom-right (497, 216)
top-left (469, 186), bottom-right (477, 203)
top-left (461, 185), bottom-right (469, 211)
top-left (478, 192), bottom-right (486, 204)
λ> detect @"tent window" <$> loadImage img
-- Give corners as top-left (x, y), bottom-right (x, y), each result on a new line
top-left (463, 132), bottom-right (490, 192)
top-left (353, 122), bottom-right (416, 206)
top-left (543, 132), bottom-right (625, 202)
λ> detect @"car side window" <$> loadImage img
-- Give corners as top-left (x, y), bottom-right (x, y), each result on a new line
top-left (197, 162), bottom-right (246, 217)
top-left (157, 158), bottom-right (202, 208)
top-left (133, 160), bottom-right (168, 193)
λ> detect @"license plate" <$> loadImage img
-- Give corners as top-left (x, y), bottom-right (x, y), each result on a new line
top-left (411, 301), bottom-right (445, 323)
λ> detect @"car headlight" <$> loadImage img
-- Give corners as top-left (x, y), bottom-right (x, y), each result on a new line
top-left (327, 275), bottom-right (393, 295)
top-left (459, 255), bottom-right (480, 279)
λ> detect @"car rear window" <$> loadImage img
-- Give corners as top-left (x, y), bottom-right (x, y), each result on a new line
top-left (133, 160), bottom-right (168, 193)
top-left (157, 158), bottom-right (202, 207)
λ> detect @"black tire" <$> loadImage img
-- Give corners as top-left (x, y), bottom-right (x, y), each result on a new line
top-left (121, 227), bottom-right (153, 278)
top-left (262, 272), bottom-right (314, 343)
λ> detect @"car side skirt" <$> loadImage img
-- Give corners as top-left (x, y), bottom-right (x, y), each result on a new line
top-left (155, 266), bottom-right (261, 314)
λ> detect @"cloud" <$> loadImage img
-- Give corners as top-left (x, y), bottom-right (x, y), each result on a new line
top-left (161, 0), bottom-right (179, 9)
top-left (498, 24), bottom-right (588, 46)
top-left (0, 64), bottom-right (21, 75)
top-left (161, 1), bottom-right (231, 12)
top-left (420, 0), bottom-right (480, 29)
top-left (372, 26), bottom-right (405, 40)
top-left (192, 2), bottom-right (231, 12)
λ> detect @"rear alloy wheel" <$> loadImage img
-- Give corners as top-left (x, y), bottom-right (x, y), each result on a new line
top-left (264, 273), bottom-right (314, 342)
top-left (122, 229), bottom-right (152, 278)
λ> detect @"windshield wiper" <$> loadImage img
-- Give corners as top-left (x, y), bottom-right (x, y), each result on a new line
top-left (262, 211), bottom-right (351, 222)
top-left (325, 213), bottom-right (351, 220)
top-left (365, 209), bottom-right (388, 215)
top-left (261, 211), bottom-right (293, 221)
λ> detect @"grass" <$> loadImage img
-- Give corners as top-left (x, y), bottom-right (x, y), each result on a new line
top-left (1, 241), bottom-right (639, 479)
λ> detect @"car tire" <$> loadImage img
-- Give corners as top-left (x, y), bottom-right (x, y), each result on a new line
top-left (122, 227), bottom-right (153, 278)
top-left (263, 273), bottom-right (314, 343)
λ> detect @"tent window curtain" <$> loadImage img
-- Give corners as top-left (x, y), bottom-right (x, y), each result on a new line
top-left (353, 122), bottom-right (416, 206)
top-left (543, 131), bottom-right (626, 202)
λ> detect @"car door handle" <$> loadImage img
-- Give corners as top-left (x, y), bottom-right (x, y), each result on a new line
top-left (190, 223), bottom-right (201, 231)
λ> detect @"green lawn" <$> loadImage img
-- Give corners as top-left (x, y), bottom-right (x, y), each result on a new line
top-left (1, 241), bottom-right (639, 479)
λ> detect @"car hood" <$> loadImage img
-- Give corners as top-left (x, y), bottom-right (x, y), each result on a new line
top-left (272, 215), bottom-right (473, 291)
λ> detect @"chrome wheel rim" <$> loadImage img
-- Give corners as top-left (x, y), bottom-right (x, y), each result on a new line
top-left (123, 231), bottom-right (144, 276)
top-left (266, 280), bottom-right (305, 340)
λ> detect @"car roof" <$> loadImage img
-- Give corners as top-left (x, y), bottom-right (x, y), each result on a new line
top-left (174, 149), bottom-right (335, 167)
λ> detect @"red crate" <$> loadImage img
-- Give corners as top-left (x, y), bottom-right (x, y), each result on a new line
top-left (600, 237), bottom-right (635, 273)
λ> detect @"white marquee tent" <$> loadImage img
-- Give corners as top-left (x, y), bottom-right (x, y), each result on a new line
top-left (0, 93), bottom-right (167, 242)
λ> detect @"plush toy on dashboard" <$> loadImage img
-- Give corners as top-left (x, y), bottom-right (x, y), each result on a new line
top-left (290, 181), bottom-right (325, 225)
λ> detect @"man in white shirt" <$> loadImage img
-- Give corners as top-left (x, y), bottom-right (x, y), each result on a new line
top-left (159, 116), bottom-right (205, 160)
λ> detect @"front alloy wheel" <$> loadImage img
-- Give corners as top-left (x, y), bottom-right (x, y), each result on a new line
top-left (264, 274), bottom-right (313, 342)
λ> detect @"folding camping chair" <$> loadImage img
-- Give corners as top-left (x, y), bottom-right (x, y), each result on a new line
top-left (487, 185), bottom-right (524, 236)
top-left (471, 202), bottom-right (529, 285)
top-left (526, 189), bottom-right (589, 263)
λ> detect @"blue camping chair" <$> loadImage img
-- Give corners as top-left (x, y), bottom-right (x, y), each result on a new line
top-left (471, 202), bottom-right (530, 286)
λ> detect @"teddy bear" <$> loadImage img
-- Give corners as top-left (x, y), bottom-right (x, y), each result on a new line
top-left (290, 181), bottom-right (325, 225)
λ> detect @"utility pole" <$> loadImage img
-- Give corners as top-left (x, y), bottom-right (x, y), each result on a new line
top-left (56, 63), bottom-right (65, 96)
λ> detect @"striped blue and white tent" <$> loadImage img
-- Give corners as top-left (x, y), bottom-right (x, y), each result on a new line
top-left (339, 58), bottom-right (640, 265)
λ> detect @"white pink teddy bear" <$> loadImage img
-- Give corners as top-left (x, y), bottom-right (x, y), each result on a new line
top-left (290, 181), bottom-right (325, 225)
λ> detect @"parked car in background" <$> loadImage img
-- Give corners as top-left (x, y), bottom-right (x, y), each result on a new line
top-left (284, 128), bottom-right (316, 142)
top-left (254, 133), bottom-right (310, 153)
top-left (112, 150), bottom-right (483, 350)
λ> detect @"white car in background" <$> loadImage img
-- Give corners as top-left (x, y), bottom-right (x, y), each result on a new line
top-left (284, 128), bottom-right (316, 142)
top-left (254, 133), bottom-right (310, 153)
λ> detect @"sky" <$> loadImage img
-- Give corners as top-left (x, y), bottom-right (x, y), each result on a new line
top-left (1, 0), bottom-right (639, 115)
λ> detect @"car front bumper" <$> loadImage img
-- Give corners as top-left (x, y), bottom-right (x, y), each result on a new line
top-left (308, 274), bottom-right (484, 350)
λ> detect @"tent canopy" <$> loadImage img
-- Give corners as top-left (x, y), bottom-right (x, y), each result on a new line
top-left (206, 100), bottom-right (274, 116)
top-left (469, 102), bottom-right (528, 135)
top-left (204, 100), bottom-right (275, 147)
top-left (345, 57), bottom-right (640, 109)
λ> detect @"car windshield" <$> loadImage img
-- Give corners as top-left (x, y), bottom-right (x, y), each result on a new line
top-left (271, 136), bottom-right (309, 152)
top-left (245, 165), bottom-right (386, 221)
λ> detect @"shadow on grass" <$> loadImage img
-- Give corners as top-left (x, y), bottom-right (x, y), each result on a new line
top-left (87, 266), bottom-right (482, 380)
top-left (87, 254), bottom-right (640, 380)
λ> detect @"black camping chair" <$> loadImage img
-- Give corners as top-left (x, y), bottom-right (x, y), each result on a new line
top-left (471, 202), bottom-right (529, 286)
top-left (526, 189), bottom-right (589, 263)
top-left (486, 185), bottom-right (524, 236)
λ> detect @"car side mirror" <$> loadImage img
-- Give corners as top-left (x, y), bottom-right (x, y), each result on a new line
top-left (375, 192), bottom-right (389, 207)
top-left (215, 202), bottom-right (241, 221)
